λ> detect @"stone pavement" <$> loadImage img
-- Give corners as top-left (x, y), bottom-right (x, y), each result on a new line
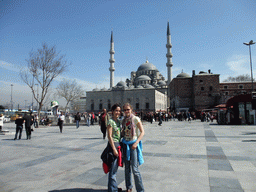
top-left (1, 120), bottom-right (256, 192)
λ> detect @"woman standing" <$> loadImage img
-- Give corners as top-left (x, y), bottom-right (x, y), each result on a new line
top-left (58, 112), bottom-right (65, 133)
top-left (122, 103), bottom-right (145, 192)
top-left (107, 104), bottom-right (122, 192)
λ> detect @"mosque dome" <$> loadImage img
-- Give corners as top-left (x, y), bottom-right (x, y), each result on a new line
top-left (136, 85), bottom-right (144, 89)
top-left (157, 81), bottom-right (166, 86)
top-left (116, 81), bottom-right (126, 87)
top-left (101, 87), bottom-right (107, 91)
top-left (137, 60), bottom-right (157, 72)
top-left (144, 84), bottom-right (154, 88)
top-left (92, 88), bottom-right (99, 91)
top-left (177, 72), bottom-right (190, 78)
top-left (136, 75), bottom-right (151, 81)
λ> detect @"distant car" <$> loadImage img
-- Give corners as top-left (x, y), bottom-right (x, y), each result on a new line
top-left (4, 116), bottom-right (10, 122)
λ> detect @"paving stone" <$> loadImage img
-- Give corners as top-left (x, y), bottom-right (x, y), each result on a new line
top-left (1, 120), bottom-right (255, 191)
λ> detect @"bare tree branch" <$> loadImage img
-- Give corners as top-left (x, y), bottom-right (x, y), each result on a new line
top-left (223, 74), bottom-right (255, 82)
top-left (20, 43), bottom-right (69, 120)
top-left (56, 79), bottom-right (84, 112)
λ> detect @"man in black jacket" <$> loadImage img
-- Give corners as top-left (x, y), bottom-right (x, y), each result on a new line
top-left (23, 112), bottom-right (33, 140)
top-left (74, 112), bottom-right (81, 128)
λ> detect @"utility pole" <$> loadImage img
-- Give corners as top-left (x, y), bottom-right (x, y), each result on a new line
top-left (243, 40), bottom-right (255, 93)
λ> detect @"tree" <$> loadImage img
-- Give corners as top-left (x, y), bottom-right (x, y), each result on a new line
top-left (223, 74), bottom-right (255, 82)
top-left (56, 79), bottom-right (84, 112)
top-left (20, 43), bottom-right (68, 120)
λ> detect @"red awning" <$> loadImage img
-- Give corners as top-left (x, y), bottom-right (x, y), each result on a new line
top-left (226, 94), bottom-right (252, 107)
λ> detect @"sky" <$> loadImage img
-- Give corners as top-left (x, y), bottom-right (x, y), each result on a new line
top-left (1, 0), bottom-right (256, 109)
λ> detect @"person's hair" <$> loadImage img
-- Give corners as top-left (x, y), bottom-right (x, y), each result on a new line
top-left (123, 103), bottom-right (133, 110)
top-left (111, 103), bottom-right (121, 112)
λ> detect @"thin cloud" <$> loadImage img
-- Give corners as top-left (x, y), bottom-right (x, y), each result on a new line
top-left (0, 60), bottom-right (22, 73)
top-left (226, 54), bottom-right (256, 75)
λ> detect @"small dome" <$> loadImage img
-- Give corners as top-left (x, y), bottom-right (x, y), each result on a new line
top-left (92, 88), bottom-right (99, 91)
top-left (199, 71), bottom-right (207, 74)
top-left (101, 87), bottom-right (107, 91)
top-left (136, 75), bottom-right (151, 81)
top-left (116, 81), bottom-right (126, 87)
top-left (137, 60), bottom-right (157, 72)
top-left (144, 84), bottom-right (154, 88)
top-left (157, 81), bottom-right (166, 85)
top-left (136, 85), bottom-right (144, 89)
top-left (177, 72), bottom-right (190, 78)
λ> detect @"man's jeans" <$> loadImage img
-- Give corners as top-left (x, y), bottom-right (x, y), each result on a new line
top-left (76, 120), bottom-right (79, 128)
top-left (87, 119), bottom-right (90, 127)
top-left (124, 146), bottom-right (144, 192)
top-left (108, 157), bottom-right (119, 192)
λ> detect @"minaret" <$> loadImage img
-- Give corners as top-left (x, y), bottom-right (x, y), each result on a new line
top-left (109, 31), bottom-right (115, 88)
top-left (166, 22), bottom-right (173, 85)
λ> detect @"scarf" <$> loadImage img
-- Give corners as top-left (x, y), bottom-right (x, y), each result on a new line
top-left (122, 114), bottom-right (136, 137)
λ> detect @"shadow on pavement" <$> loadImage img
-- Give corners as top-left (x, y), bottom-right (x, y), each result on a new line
top-left (82, 138), bottom-right (103, 140)
top-left (49, 189), bottom-right (108, 192)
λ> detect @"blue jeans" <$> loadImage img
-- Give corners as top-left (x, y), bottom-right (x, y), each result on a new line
top-left (108, 157), bottom-right (119, 192)
top-left (87, 118), bottom-right (90, 127)
top-left (76, 120), bottom-right (79, 128)
top-left (124, 146), bottom-right (144, 192)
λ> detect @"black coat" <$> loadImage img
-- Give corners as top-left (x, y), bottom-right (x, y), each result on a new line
top-left (101, 142), bottom-right (116, 168)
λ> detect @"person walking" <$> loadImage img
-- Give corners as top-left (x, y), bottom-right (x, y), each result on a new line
top-left (34, 114), bottom-right (38, 128)
top-left (122, 103), bottom-right (145, 192)
top-left (74, 112), bottom-right (81, 128)
top-left (14, 114), bottom-right (24, 140)
top-left (58, 112), bottom-right (65, 133)
top-left (158, 109), bottom-right (163, 126)
top-left (87, 113), bottom-right (91, 127)
top-left (0, 114), bottom-right (4, 132)
top-left (106, 104), bottom-right (123, 192)
top-left (99, 109), bottom-right (109, 139)
top-left (23, 112), bottom-right (33, 140)
top-left (91, 112), bottom-right (95, 125)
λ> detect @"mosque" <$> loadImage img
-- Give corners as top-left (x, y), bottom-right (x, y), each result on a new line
top-left (85, 23), bottom-right (173, 112)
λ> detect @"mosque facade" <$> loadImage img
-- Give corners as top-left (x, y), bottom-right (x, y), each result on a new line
top-left (86, 23), bottom-right (172, 112)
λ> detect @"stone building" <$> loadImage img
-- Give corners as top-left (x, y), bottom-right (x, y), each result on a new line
top-left (219, 82), bottom-right (256, 103)
top-left (169, 70), bottom-right (220, 111)
top-left (86, 23), bottom-right (172, 113)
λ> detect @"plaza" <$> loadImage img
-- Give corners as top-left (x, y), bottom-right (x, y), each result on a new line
top-left (1, 120), bottom-right (256, 192)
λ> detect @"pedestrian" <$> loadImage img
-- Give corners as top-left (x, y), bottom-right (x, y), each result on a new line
top-left (91, 112), bottom-right (95, 125)
top-left (107, 104), bottom-right (123, 192)
top-left (14, 114), bottom-right (24, 140)
top-left (74, 112), bottom-right (81, 128)
top-left (58, 112), bottom-right (65, 133)
top-left (23, 112), bottom-right (33, 140)
top-left (99, 109), bottom-right (109, 139)
top-left (0, 114), bottom-right (4, 132)
top-left (87, 113), bottom-right (91, 127)
top-left (158, 109), bottom-right (162, 126)
top-left (34, 114), bottom-right (38, 128)
top-left (122, 103), bottom-right (145, 192)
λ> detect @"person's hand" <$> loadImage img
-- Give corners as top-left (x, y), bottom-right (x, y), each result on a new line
top-left (131, 143), bottom-right (138, 150)
top-left (113, 149), bottom-right (119, 157)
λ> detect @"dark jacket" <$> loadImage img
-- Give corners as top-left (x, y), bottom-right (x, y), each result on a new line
top-left (23, 115), bottom-right (33, 127)
top-left (15, 118), bottom-right (24, 127)
top-left (101, 142), bottom-right (123, 173)
top-left (74, 114), bottom-right (81, 121)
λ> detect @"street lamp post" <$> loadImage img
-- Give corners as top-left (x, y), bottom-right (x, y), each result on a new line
top-left (243, 40), bottom-right (255, 93)
top-left (11, 84), bottom-right (13, 112)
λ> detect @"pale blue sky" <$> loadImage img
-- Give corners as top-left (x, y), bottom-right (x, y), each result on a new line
top-left (0, 0), bottom-right (256, 108)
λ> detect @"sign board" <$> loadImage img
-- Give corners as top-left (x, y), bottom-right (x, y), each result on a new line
top-left (252, 92), bottom-right (256, 99)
